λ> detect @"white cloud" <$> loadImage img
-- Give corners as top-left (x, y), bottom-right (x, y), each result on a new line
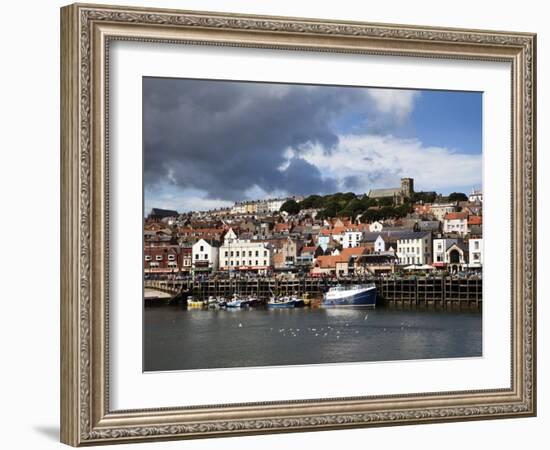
top-left (366, 89), bottom-right (420, 123)
top-left (299, 134), bottom-right (482, 194)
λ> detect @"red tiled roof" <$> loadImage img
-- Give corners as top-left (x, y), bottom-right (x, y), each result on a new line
top-left (275, 223), bottom-right (290, 231)
top-left (468, 215), bottom-right (482, 225)
top-left (339, 247), bottom-right (368, 259)
top-left (301, 246), bottom-right (317, 254)
top-left (444, 212), bottom-right (468, 220)
top-left (315, 255), bottom-right (346, 268)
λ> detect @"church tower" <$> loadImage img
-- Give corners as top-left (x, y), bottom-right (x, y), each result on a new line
top-left (400, 178), bottom-right (414, 197)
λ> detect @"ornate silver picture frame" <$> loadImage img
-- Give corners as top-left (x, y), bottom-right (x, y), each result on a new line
top-left (60, 3), bottom-right (536, 446)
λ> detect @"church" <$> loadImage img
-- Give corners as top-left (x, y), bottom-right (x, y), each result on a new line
top-left (367, 177), bottom-right (414, 205)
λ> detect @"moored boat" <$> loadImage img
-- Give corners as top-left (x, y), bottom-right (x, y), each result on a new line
top-left (186, 296), bottom-right (205, 308)
top-left (226, 299), bottom-right (243, 308)
top-left (322, 284), bottom-right (376, 307)
top-left (267, 296), bottom-right (297, 308)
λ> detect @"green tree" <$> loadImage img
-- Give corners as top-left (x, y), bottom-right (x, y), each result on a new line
top-left (448, 192), bottom-right (468, 202)
top-left (280, 199), bottom-right (300, 215)
top-left (412, 191), bottom-right (437, 204)
top-left (300, 194), bottom-right (324, 209)
top-left (377, 197), bottom-right (394, 207)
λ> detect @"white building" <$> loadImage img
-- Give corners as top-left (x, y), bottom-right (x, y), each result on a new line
top-left (231, 202), bottom-right (247, 214)
top-left (374, 235), bottom-right (386, 253)
top-left (396, 232), bottom-right (432, 265)
top-left (468, 189), bottom-right (483, 204)
top-left (433, 238), bottom-right (458, 265)
top-left (219, 228), bottom-right (273, 273)
top-left (443, 212), bottom-right (469, 236)
top-left (266, 198), bottom-right (287, 213)
top-left (431, 203), bottom-right (457, 222)
top-left (469, 238), bottom-right (483, 268)
top-left (343, 230), bottom-right (363, 248)
top-left (192, 239), bottom-right (219, 272)
top-left (369, 221), bottom-right (384, 232)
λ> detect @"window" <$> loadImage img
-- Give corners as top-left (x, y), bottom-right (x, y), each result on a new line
top-left (224, 251), bottom-right (228, 257)
top-left (249, 260), bottom-right (252, 266)
top-left (255, 250), bottom-right (259, 257)
top-left (264, 251), bottom-right (268, 257)
top-left (236, 260), bottom-right (240, 266)
top-left (168, 254), bottom-right (175, 261)
top-left (195, 254), bottom-right (199, 259)
top-left (145, 255), bottom-right (152, 261)
top-left (200, 245), bottom-right (204, 252)
top-left (263, 260), bottom-right (267, 266)
top-left (230, 251), bottom-right (234, 257)
top-left (475, 241), bottom-right (480, 250)
top-left (156, 255), bottom-right (163, 261)
top-left (230, 260), bottom-right (234, 266)
top-left (236, 251), bottom-right (240, 257)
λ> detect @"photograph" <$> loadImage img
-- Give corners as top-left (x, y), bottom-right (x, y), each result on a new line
top-left (142, 77), bottom-right (484, 372)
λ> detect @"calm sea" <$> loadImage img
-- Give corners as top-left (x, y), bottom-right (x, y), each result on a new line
top-left (144, 305), bottom-right (482, 371)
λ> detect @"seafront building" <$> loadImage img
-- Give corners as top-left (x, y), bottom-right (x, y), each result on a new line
top-left (144, 178), bottom-right (483, 277)
top-left (396, 231), bottom-right (433, 265)
top-left (218, 228), bottom-right (273, 274)
top-left (192, 239), bottom-right (220, 273)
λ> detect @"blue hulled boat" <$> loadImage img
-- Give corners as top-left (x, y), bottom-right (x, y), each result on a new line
top-left (322, 284), bottom-right (376, 307)
top-left (267, 296), bottom-right (297, 308)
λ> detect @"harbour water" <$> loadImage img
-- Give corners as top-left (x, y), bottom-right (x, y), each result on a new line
top-left (144, 305), bottom-right (482, 371)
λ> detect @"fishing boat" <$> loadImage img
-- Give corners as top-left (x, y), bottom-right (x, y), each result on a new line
top-left (322, 284), bottom-right (376, 307)
top-left (226, 294), bottom-right (247, 308)
top-left (207, 296), bottom-right (220, 309)
top-left (225, 299), bottom-right (243, 308)
top-left (246, 295), bottom-right (262, 307)
top-left (267, 296), bottom-right (297, 308)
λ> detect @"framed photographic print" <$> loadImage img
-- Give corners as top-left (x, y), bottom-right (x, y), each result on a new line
top-left (60, 3), bottom-right (536, 446)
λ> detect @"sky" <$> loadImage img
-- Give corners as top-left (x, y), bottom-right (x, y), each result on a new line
top-left (143, 77), bottom-right (482, 213)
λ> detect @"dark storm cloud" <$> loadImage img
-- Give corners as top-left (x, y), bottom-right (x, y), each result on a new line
top-left (143, 78), bottom-right (394, 201)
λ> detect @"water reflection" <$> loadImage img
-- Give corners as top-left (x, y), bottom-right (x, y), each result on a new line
top-left (144, 306), bottom-right (482, 371)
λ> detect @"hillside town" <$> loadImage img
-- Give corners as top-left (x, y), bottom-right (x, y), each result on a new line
top-left (144, 178), bottom-right (483, 280)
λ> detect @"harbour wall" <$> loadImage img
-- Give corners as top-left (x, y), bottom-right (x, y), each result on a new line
top-left (144, 276), bottom-right (482, 308)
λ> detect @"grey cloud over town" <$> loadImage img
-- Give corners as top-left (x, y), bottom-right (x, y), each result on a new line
top-left (143, 77), bottom-right (418, 207)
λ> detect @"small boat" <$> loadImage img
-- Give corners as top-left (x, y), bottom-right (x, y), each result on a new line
top-left (246, 296), bottom-right (261, 307)
top-left (207, 296), bottom-right (220, 309)
top-left (225, 299), bottom-right (243, 308)
top-left (226, 294), bottom-right (247, 308)
top-left (267, 296), bottom-right (297, 308)
top-left (186, 296), bottom-right (204, 308)
top-left (322, 284), bottom-right (377, 307)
